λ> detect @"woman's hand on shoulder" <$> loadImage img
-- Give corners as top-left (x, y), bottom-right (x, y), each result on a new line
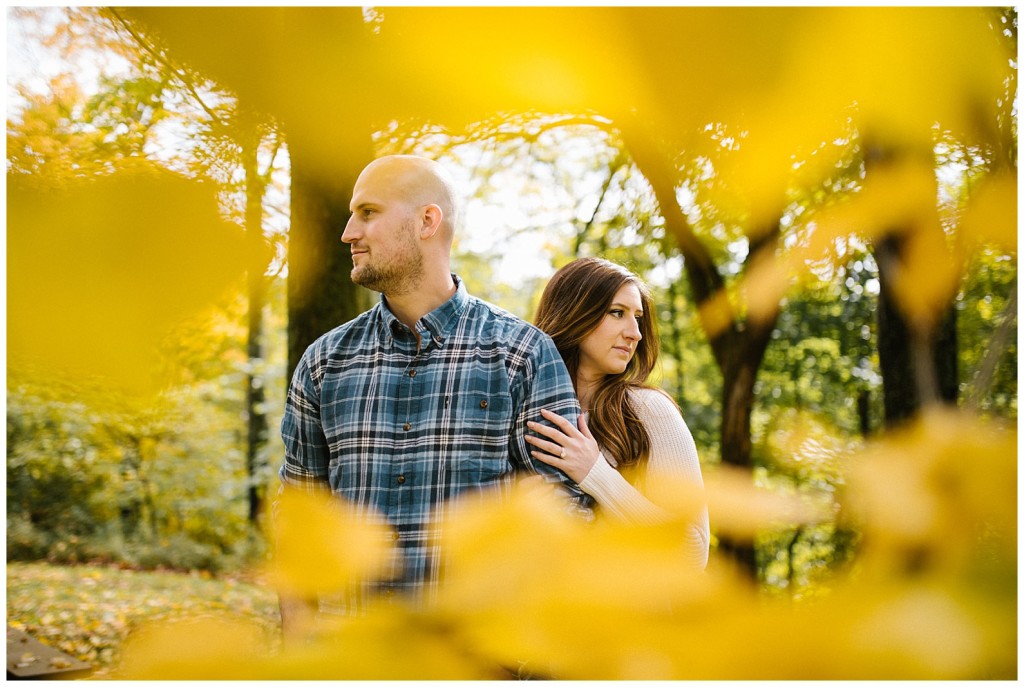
top-left (525, 408), bottom-right (602, 484)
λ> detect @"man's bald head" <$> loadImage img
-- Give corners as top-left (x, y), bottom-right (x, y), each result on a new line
top-left (356, 155), bottom-right (460, 238)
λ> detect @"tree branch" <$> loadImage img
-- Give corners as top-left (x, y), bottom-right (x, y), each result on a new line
top-left (574, 155), bottom-right (626, 256)
top-left (104, 8), bottom-right (224, 124)
top-left (615, 114), bottom-right (734, 367)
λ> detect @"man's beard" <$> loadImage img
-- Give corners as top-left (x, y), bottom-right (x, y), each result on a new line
top-left (350, 221), bottom-right (423, 295)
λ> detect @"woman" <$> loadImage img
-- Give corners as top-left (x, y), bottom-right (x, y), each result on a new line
top-left (526, 257), bottom-right (709, 569)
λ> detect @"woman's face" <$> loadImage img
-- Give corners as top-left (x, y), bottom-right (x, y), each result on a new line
top-left (577, 282), bottom-right (644, 382)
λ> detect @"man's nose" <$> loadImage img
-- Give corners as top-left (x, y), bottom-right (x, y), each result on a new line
top-left (341, 215), bottom-right (358, 244)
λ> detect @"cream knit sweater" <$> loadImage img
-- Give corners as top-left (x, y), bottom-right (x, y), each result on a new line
top-left (577, 387), bottom-right (710, 569)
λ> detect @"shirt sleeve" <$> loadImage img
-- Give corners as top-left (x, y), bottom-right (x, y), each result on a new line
top-left (577, 388), bottom-right (709, 568)
top-left (279, 348), bottom-right (332, 495)
top-left (509, 329), bottom-right (595, 518)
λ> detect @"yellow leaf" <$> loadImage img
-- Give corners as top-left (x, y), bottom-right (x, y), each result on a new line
top-left (961, 172), bottom-right (1018, 254)
top-left (116, 617), bottom-right (267, 680)
top-left (7, 164), bottom-right (247, 397)
top-left (264, 488), bottom-right (394, 598)
top-left (843, 408), bottom-right (1017, 577)
top-left (741, 251), bottom-right (789, 326)
top-left (432, 481), bottom-right (752, 679)
top-left (703, 465), bottom-right (832, 540)
top-left (696, 289), bottom-right (735, 340)
top-left (268, 605), bottom-right (497, 679)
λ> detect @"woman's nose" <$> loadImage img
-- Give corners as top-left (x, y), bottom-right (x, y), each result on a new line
top-left (625, 319), bottom-right (642, 340)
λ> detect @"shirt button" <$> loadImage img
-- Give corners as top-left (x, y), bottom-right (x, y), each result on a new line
top-left (408, 370), bottom-right (416, 377)
top-left (403, 422), bottom-right (411, 431)
top-left (391, 532), bottom-right (400, 541)
top-left (397, 474), bottom-right (406, 484)
top-left (480, 399), bottom-right (489, 409)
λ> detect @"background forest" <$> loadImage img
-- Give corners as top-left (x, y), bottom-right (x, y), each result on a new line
top-left (6, 6), bottom-right (1018, 680)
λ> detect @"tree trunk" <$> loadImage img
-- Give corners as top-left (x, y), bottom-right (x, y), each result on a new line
top-left (242, 123), bottom-right (270, 525)
top-left (876, 251), bottom-right (959, 426)
top-left (875, 235), bottom-right (919, 426)
top-left (870, 145), bottom-right (959, 427)
top-left (286, 140), bottom-right (375, 378)
top-left (857, 390), bottom-right (871, 436)
top-left (932, 305), bottom-right (959, 403)
top-left (716, 354), bottom-right (760, 574)
top-left (715, 297), bottom-right (778, 576)
top-left (620, 117), bottom-right (782, 580)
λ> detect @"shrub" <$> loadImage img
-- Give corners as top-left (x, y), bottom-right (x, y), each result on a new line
top-left (6, 517), bottom-right (53, 560)
top-left (130, 535), bottom-right (228, 573)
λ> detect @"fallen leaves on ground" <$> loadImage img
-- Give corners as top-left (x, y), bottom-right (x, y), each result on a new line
top-left (5, 562), bottom-right (280, 679)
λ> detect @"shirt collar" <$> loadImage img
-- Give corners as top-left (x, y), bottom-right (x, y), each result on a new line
top-left (420, 274), bottom-right (467, 343)
top-left (376, 274), bottom-right (468, 345)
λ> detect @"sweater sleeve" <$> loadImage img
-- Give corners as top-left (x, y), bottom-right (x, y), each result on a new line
top-left (577, 387), bottom-right (710, 569)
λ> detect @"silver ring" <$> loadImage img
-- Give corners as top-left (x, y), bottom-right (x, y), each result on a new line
top-left (559, 447), bottom-right (565, 458)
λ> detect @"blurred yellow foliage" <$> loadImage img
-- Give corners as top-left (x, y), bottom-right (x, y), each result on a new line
top-left (806, 156), bottom-right (963, 328)
top-left (7, 164), bottom-right (247, 396)
top-left (843, 407), bottom-right (1017, 578)
top-left (263, 487), bottom-right (394, 599)
top-left (127, 7), bottom-right (1012, 230)
top-left (122, 6), bottom-right (1014, 343)
top-left (115, 407), bottom-right (1014, 679)
top-left (702, 465), bottom-right (832, 541)
top-left (38, 5), bottom-right (1013, 680)
top-left (961, 171), bottom-right (1019, 255)
top-left (696, 288), bottom-right (736, 340)
top-left (115, 617), bottom-right (269, 680)
top-left (742, 146), bottom-right (1014, 333)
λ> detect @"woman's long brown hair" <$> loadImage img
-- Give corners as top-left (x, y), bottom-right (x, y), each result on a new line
top-left (534, 257), bottom-right (660, 469)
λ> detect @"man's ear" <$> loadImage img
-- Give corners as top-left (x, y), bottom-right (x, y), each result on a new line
top-left (419, 204), bottom-right (443, 239)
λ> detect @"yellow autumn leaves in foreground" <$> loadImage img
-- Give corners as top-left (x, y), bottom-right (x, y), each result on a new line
top-left (703, 157), bottom-right (1018, 340)
top-left (7, 163), bottom-right (251, 398)
top-left (116, 407), bottom-right (1015, 680)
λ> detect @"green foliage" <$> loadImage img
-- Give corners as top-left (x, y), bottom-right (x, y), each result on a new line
top-left (7, 8), bottom-right (289, 573)
top-left (7, 518), bottom-right (54, 561)
top-left (6, 385), bottom-right (120, 541)
top-left (6, 287), bottom-right (285, 573)
top-left (753, 408), bottom-right (864, 594)
top-left (958, 248), bottom-right (1017, 419)
top-left (757, 257), bottom-right (882, 439)
top-left (7, 72), bottom-right (173, 178)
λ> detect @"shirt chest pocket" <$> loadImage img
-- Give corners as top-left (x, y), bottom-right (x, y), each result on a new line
top-left (447, 392), bottom-right (514, 482)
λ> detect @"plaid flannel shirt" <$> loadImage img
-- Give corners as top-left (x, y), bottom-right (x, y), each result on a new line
top-left (279, 275), bottom-right (593, 613)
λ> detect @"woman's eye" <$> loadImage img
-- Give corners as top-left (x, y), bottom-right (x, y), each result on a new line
top-left (609, 309), bottom-right (624, 318)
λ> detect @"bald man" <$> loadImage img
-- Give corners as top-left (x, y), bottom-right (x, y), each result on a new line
top-left (278, 155), bottom-right (592, 635)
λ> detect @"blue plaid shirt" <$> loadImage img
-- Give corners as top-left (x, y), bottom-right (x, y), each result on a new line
top-left (280, 275), bottom-right (592, 612)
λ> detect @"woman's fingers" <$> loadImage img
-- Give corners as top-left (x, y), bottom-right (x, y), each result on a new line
top-left (527, 418), bottom-right (568, 443)
top-left (539, 408), bottom-right (578, 434)
top-left (525, 433), bottom-right (564, 457)
top-left (529, 450), bottom-right (559, 468)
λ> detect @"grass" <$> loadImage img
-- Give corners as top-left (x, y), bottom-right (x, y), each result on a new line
top-left (6, 561), bottom-right (282, 679)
